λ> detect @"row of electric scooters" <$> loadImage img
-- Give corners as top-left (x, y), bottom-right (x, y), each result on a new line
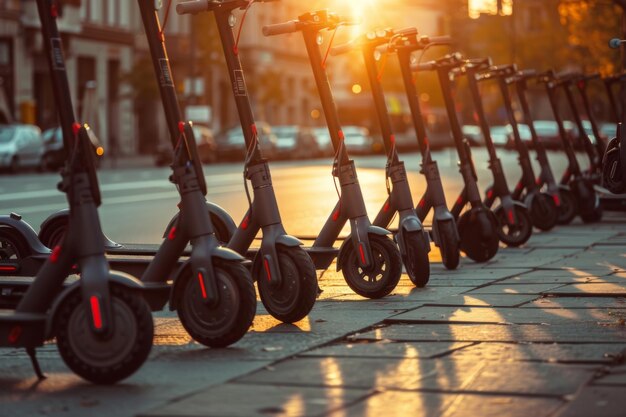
top-left (0, 0), bottom-right (617, 385)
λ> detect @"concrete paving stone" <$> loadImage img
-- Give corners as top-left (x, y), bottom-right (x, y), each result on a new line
top-left (299, 341), bottom-right (473, 359)
top-left (466, 283), bottom-right (567, 295)
top-left (351, 323), bottom-right (626, 343)
top-left (326, 390), bottom-right (563, 417)
top-left (555, 386), bottom-right (626, 417)
top-left (449, 342), bottom-right (626, 364)
top-left (311, 300), bottom-right (418, 311)
top-left (522, 297), bottom-right (626, 309)
top-left (520, 269), bottom-right (614, 278)
top-left (236, 356), bottom-right (594, 396)
top-left (331, 286), bottom-right (477, 302)
top-left (542, 252), bottom-right (626, 272)
top-left (423, 294), bottom-right (539, 307)
top-left (593, 365), bottom-right (626, 386)
top-left (545, 283), bottom-right (626, 297)
top-left (140, 384), bottom-right (371, 417)
top-left (499, 275), bottom-right (596, 285)
top-left (387, 306), bottom-right (616, 325)
top-left (429, 268), bottom-right (532, 281)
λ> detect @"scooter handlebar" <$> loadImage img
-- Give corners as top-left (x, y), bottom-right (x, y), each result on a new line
top-left (176, 0), bottom-right (212, 14)
top-left (263, 21), bottom-right (299, 36)
top-left (412, 61), bottom-right (437, 72)
top-left (419, 35), bottom-right (453, 46)
top-left (330, 41), bottom-right (356, 56)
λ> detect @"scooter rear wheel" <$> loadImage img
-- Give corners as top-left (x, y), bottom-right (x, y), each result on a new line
top-left (403, 231), bottom-right (430, 288)
top-left (494, 205), bottom-right (533, 247)
top-left (257, 245), bottom-right (318, 323)
top-left (0, 225), bottom-right (29, 260)
top-left (54, 284), bottom-right (153, 384)
top-left (176, 259), bottom-right (256, 348)
top-left (458, 209), bottom-right (499, 263)
top-left (436, 220), bottom-right (460, 270)
top-left (341, 234), bottom-right (402, 299)
top-left (556, 188), bottom-right (577, 225)
top-left (38, 217), bottom-right (68, 249)
top-left (529, 193), bottom-right (558, 231)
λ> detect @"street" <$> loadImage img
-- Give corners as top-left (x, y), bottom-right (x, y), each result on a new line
top-left (2, 148), bottom-right (626, 417)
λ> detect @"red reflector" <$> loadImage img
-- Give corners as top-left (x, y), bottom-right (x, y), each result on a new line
top-left (418, 199), bottom-right (426, 208)
top-left (178, 121), bottom-right (185, 133)
top-left (507, 210), bottom-right (515, 224)
top-left (50, 4), bottom-right (58, 17)
top-left (50, 245), bottom-right (61, 263)
top-left (487, 189), bottom-right (494, 199)
top-left (383, 201), bottom-right (390, 212)
top-left (72, 122), bottom-right (81, 136)
top-left (197, 272), bottom-right (208, 299)
top-left (168, 226), bottom-right (177, 241)
top-left (515, 182), bottom-right (523, 191)
top-left (338, 130), bottom-right (345, 140)
top-left (536, 177), bottom-right (542, 185)
top-left (8, 326), bottom-right (21, 344)
top-left (424, 137), bottom-right (430, 147)
top-left (358, 243), bottom-right (366, 264)
top-left (251, 124), bottom-right (258, 136)
top-left (90, 296), bottom-right (103, 330)
top-left (242, 215), bottom-right (250, 230)
top-left (0, 266), bottom-right (17, 272)
top-left (553, 194), bottom-right (561, 206)
top-left (332, 208), bottom-right (340, 221)
top-left (390, 134), bottom-right (396, 145)
top-left (456, 196), bottom-right (464, 206)
top-left (263, 259), bottom-right (272, 282)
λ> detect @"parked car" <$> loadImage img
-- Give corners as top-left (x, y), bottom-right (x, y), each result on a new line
top-left (312, 127), bottom-right (334, 157)
top-left (508, 123), bottom-right (533, 149)
top-left (155, 124), bottom-right (217, 167)
top-left (532, 120), bottom-right (564, 149)
top-left (216, 121), bottom-right (277, 161)
top-left (489, 125), bottom-right (511, 148)
top-left (342, 126), bottom-right (374, 154)
top-left (462, 125), bottom-right (483, 146)
top-left (393, 129), bottom-right (420, 152)
top-left (600, 122), bottom-right (617, 139)
top-left (0, 124), bottom-right (44, 173)
top-left (272, 125), bottom-right (319, 159)
top-left (41, 127), bottom-right (65, 171)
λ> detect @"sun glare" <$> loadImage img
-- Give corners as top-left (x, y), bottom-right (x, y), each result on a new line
top-left (469, 0), bottom-right (513, 19)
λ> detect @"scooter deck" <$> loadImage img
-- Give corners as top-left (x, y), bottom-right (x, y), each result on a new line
top-left (0, 310), bottom-right (47, 347)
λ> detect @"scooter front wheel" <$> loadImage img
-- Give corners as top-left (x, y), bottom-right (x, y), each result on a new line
top-left (556, 188), bottom-right (577, 225)
top-left (341, 234), bottom-right (402, 299)
top-left (54, 284), bottom-right (154, 384)
top-left (529, 193), bottom-right (558, 231)
top-left (494, 205), bottom-right (533, 247)
top-left (176, 259), bottom-right (256, 348)
top-left (0, 225), bottom-right (29, 260)
top-left (402, 231), bottom-right (430, 288)
top-left (436, 220), bottom-right (460, 270)
top-left (257, 245), bottom-right (318, 323)
top-left (458, 209), bottom-right (499, 263)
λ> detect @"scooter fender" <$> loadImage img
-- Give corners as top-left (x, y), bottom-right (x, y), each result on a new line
top-left (45, 271), bottom-right (144, 338)
top-left (275, 234), bottom-right (303, 247)
top-left (0, 214), bottom-right (50, 255)
top-left (39, 208), bottom-right (121, 249)
top-left (162, 202), bottom-right (237, 241)
top-left (336, 225), bottom-right (390, 271)
top-left (398, 217), bottom-right (430, 257)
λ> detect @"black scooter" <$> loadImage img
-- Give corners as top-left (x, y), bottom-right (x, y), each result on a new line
top-left (0, 0), bottom-right (153, 384)
top-left (486, 64), bottom-right (559, 231)
top-left (1, 0), bottom-right (258, 348)
top-left (461, 59), bottom-right (533, 247)
top-left (414, 53), bottom-right (500, 262)
top-left (391, 33), bottom-right (461, 270)
top-left (511, 70), bottom-right (578, 225)
top-left (538, 70), bottom-right (603, 223)
top-left (330, 28), bottom-right (431, 287)
top-left (176, 0), bottom-right (318, 323)
top-left (264, 10), bottom-right (403, 298)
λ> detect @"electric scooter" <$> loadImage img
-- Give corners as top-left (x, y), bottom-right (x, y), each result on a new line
top-left (511, 70), bottom-right (578, 225)
top-left (414, 53), bottom-right (500, 262)
top-left (329, 27), bottom-right (431, 287)
top-left (2, 0), bottom-right (258, 348)
top-left (462, 59), bottom-right (533, 247)
top-left (538, 70), bottom-right (603, 223)
top-left (574, 73), bottom-right (608, 159)
top-left (0, 0), bottom-right (153, 384)
top-left (487, 64), bottom-right (559, 231)
top-left (603, 72), bottom-right (626, 124)
top-left (263, 10), bottom-right (403, 298)
top-left (391, 33), bottom-right (461, 270)
top-left (175, 0), bottom-right (318, 322)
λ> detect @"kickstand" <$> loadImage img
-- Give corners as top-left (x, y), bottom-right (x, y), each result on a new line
top-left (26, 347), bottom-right (46, 380)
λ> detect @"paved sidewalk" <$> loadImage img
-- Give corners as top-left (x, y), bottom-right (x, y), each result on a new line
top-left (2, 214), bottom-right (626, 417)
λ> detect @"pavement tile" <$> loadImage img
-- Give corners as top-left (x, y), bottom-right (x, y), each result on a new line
top-left (449, 342), bottom-right (626, 364)
top-left (466, 283), bottom-right (566, 295)
top-left (300, 341), bottom-right (473, 359)
top-left (351, 323), bottom-right (626, 343)
top-left (140, 384), bottom-right (370, 417)
top-left (544, 283), bottom-right (626, 297)
top-left (555, 386), bottom-right (626, 417)
top-left (429, 268), bottom-right (532, 280)
top-left (423, 294), bottom-right (539, 307)
top-left (236, 356), bottom-right (594, 396)
top-left (331, 286), bottom-right (476, 302)
top-left (386, 306), bottom-right (615, 325)
top-left (593, 365), bottom-right (626, 386)
top-left (498, 275), bottom-right (596, 285)
top-left (522, 297), bottom-right (626, 309)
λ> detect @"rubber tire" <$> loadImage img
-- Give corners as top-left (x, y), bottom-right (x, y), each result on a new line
top-left (257, 245), bottom-right (318, 323)
top-left (602, 138), bottom-right (625, 193)
top-left (581, 204), bottom-right (603, 223)
top-left (340, 234), bottom-right (402, 299)
top-left (0, 225), bottom-right (30, 260)
top-left (494, 205), bottom-right (533, 247)
top-left (458, 209), bottom-right (499, 263)
top-left (38, 217), bottom-right (68, 249)
top-left (9, 157), bottom-right (18, 174)
top-left (529, 193), bottom-right (559, 231)
top-left (54, 285), bottom-right (153, 384)
top-left (556, 188), bottom-right (577, 225)
top-left (402, 231), bottom-right (430, 288)
top-left (176, 259), bottom-right (256, 348)
top-left (436, 220), bottom-right (460, 270)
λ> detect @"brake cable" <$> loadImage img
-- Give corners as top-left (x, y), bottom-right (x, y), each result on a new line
top-left (234, 0), bottom-right (255, 55)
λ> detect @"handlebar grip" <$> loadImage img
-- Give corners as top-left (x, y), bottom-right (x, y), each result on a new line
top-left (176, 0), bottom-right (211, 15)
top-left (421, 35), bottom-right (452, 45)
top-left (263, 21), bottom-right (298, 36)
top-left (517, 69), bottom-right (537, 78)
top-left (330, 42), bottom-right (356, 56)
top-left (396, 27), bottom-right (418, 37)
top-left (412, 61), bottom-right (437, 72)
